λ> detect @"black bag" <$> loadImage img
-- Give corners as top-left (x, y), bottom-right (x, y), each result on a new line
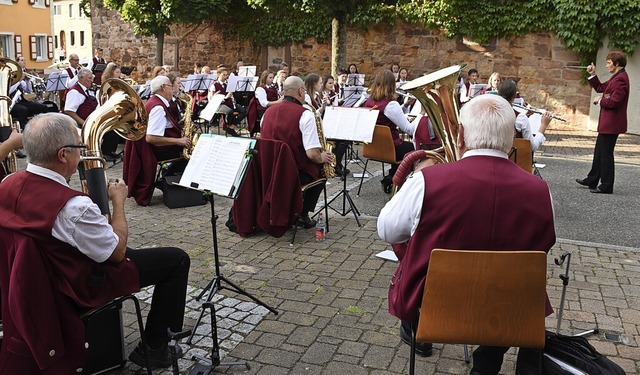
top-left (543, 331), bottom-right (626, 375)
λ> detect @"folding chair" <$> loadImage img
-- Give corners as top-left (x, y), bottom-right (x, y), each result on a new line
top-left (357, 125), bottom-right (401, 196)
top-left (82, 294), bottom-right (152, 375)
top-left (509, 138), bottom-right (534, 174)
top-left (290, 178), bottom-right (329, 245)
top-left (408, 249), bottom-right (547, 375)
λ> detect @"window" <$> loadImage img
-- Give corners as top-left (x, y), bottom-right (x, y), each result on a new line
top-left (70, 31), bottom-right (75, 46)
top-left (0, 34), bottom-right (14, 60)
top-left (80, 31), bottom-right (84, 46)
top-left (0, 0), bottom-right (13, 6)
top-left (53, 4), bottom-right (61, 15)
top-left (33, 0), bottom-right (45, 8)
top-left (34, 35), bottom-right (47, 61)
top-left (69, 4), bottom-right (73, 17)
top-left (54, 35), bottom-right (58, 48)
top-left (78, 4), bottom-right (84, 18)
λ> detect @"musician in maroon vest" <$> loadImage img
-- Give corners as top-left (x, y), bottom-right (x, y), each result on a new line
top-left (208, 66), bottom-right (246, 137)
top-left (247, 70), bottom-right (280, 136)
top-left (65, 53), bottom-right (82, 85)
top-left (63, 68), bottom-right (97, 127)
top-left (378, 95), bottom-right (556, 373)
top-left (146, 75), bottom-right (190, 161)
top-left (0, 113), bottom-right (190, 371)
top-left (91, 47), bottom-right (106, 85)
top-left (363, 69), bottom-right (416, 193)
top-left (576, 51), bottom-right (630, 194)
top-left (260, 76), bottom-right (334, 228)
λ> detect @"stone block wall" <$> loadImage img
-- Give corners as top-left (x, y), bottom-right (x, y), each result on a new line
top-left (92, 9), bottom-right (590, 126)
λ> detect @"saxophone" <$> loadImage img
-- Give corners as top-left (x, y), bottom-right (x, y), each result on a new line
top-left (179, 91), bottom-right (198, 159)
top-left (304, 103), bottom-right (335, 179)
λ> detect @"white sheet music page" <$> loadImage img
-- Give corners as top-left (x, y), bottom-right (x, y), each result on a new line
top-left (322, 106), bottom-right (378, 143)
top-left (199, 94), bottom-right (225, 121)
top-left (178, 134), bottom-right (254, 197)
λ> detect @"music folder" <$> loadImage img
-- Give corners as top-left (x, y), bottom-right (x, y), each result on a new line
top-left (322, 106), bottom-right (378, 143)
top-left (175, 134), bottom-right (256, 199)
top-left (92, 63), bottom-right (107, 73)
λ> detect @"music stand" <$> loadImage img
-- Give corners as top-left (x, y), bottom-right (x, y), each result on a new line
top-left (227, 75), bottom-right (257, 93)
top-left (120, 66), bottom-right (135, 76)
top-left (174, 135), bottom-right (278, 373)
top-left (321, 106), bottom-right (378, 225)
top-left (92, 63), bottom-right (107, 73)
top-left (347, 74), bottom-right (365, 86)
top-left (237, 66), bottom-right (256, 77)
top-left (342, 86), bottom-right (364, 107)
top-left (45, 72), bottom-right (69, 92)
top-left (468, 83), bottom-right (488, 98)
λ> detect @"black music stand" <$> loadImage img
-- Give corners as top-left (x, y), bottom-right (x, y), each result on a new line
top-left (554, 252), bottom-right (598, 337)
top-left (187, 191), bottom-right (275, 374)
top-left (342, 86), bottom-right (364, 107)
top-left (324, 166), bottom-right (361, 226)
top-left (120, 66), bottom-right (135, 76)
top-left (347, 74), bottom-right (365, 86)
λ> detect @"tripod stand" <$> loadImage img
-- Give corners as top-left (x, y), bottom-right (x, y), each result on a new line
top-left (325, 167), bottom-right (361, 226)
top-left (187, 191), bottom-right (278, 372)
top-left (554, 252), bottom-right (598, 336)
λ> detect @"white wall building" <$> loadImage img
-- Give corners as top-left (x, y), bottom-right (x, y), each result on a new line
top-left (51, 0), bottom-right (92, 62)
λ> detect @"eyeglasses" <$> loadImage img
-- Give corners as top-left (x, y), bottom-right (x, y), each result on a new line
top-left (69, 58), bottom-right (79, 61)
top-left (59, 144), bottom-right (87, 152)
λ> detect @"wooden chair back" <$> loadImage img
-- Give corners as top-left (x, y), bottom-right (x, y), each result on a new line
top-left (363, 125), bottom-right (398, 163)
top-left (509, 138), bottom-right (533, 173)
top-left (417, 249), bottom-right (547, 348)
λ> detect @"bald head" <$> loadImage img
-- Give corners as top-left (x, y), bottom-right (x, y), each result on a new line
top-left (283, 76), bottom-right (305, 102)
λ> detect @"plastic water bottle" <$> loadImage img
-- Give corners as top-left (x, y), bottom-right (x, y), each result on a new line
top-left (315, 213), bottom-right (326, 241)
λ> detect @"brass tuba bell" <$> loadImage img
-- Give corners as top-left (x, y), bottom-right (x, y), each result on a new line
top-left (0, 57), bottom-right (23, 179)
top-left (80, 78), bottom-right (147, 219)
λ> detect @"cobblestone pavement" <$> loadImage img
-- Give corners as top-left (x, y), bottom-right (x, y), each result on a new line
top-left (29, 124), bottom-right (637, 375)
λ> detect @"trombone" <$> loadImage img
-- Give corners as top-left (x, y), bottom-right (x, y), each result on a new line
top-left (512, 103), bottom-right (567, 122)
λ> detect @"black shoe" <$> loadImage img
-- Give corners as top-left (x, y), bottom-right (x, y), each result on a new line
top-left (575, 178), bottom-right (596, 189)
top-left (399, 321), bottom-right (433, 357)
top-left (15, 150), bottom-right (26, 159)
top-left (128, 341), bottom-right (183, 369)
top-left (296, 215), bottom-right (316, 229)
top-left (590, 187), bottom-right (612, 194)
top-left (226, 128), bottom-right (240, 137)
top-left (381, 177), bottom-right (393, 194)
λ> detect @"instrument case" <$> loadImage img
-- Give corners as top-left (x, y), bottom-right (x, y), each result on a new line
top-left (161, 174), bottom-right (206, 209)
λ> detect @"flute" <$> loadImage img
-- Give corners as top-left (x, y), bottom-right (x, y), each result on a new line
top-left (513, 103), bottom-right (567, 122)
top-left (565, 65), bottom-right (589, 70)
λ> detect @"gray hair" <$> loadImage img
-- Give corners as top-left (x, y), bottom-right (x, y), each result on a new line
top-left (459, 95), bottom-right (515, 153)
top-left (23, 113), bottom-right (77, 167)
top-left (77, 67), bottom-right (93, 80)
top-left (151, 75), bottom-right (170, 93)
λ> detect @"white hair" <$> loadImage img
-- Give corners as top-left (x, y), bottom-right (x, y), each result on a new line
top-left (77, 67), bottom-right (93, 80)
top-left (23, 113), bottom-right (77, 167)
top-left (459, 95), bottom-right (515, 153)
top-left (151, 75), bottom-right (170, 93)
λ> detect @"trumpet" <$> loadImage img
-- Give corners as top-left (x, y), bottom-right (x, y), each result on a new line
top-left (23, 71), bottom-right (44, 84)
top-left (512, 103), bottom-right (567, 122)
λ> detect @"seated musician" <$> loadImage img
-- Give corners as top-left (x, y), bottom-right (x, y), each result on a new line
top-left (209, 66), bottom-right (246, 137)
top-left (461, 68), bottom-right (480, 102)
top-left (483, 72), bottom-right (501, 94)
top-left (247, 70), bottom-right (280, 137)
top-left (363, 69), bottom-right (416, 193)
top-left (0, 113), bottom-right (190, 371)
top-left (260, 76), bottom-right (334, 228)
top-left (498, 79), bottom-right (552, 151)
top-left (9, 56), bottom-right (55, 132)
top-left (275, 69), bottom-right (287, 95)
top-left (64, 68), bottom-right (98, 128)
top-left (334, 69), bottom-right (349, 104)
top-left (377, 95), bottom-right (555, 373)
top-left (146, 75), bottom-right (190, 162)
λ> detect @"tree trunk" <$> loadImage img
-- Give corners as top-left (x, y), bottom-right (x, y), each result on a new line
top-left (331, 14), bottom-right (347, 78)
top-left (155, 32), bottom-right (164, 66)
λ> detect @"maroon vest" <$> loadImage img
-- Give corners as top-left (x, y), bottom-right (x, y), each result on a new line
top-left (214, 81), bottom-right (233, 107)
top-left (388, 156), bottom-right (556, 321)
top-left (66, 67), bottom-right (77, 79)
top-left (257, 85), bottom-right (278, 111)
top-left (260, 100), bottom-right (319, 179)
top-left (413, 116), bottom-right (441, 150)
top-left (69, 83), bottom-right (98, 120)
top-left (364, 98), bottom-right (402, 145)
top-left (145, 95), bottom-right (183, 156)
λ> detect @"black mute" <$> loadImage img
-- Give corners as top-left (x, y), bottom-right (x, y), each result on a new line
top-left (85, 167), bottom-right (110, 215)
top-left (0, 127), bottom-right (11, 142)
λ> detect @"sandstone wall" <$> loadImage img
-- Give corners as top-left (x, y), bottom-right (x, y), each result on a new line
top-left (92, 9), bottom-right (590, 126)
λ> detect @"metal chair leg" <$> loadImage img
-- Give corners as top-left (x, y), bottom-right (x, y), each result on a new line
top-left (357, 159), bottom-right (370, 196)
top-left (464, 344), bottom-right (470, 363)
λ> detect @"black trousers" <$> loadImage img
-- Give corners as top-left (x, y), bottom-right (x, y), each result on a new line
top-left (331, 140), bottom-right (351, 170)
top-left (391, 141), bottom-right (415, 176)
top-left (299, 171), bottom-right (324, 217)
top-left (472, 346), bottom-right (542, 375)
top-left (10, 101), bottom-right (55, 129)
top-left (126, 247), bottom-right (190, 348)
top-left (585, 133), bottom-right (619, 192)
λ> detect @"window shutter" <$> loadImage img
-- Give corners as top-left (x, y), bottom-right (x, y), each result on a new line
top-left (47, 36), bottom-right (53, 59)
top-left (14, 35), bottom-right (22, 57)
top-left (29, 0), bottom-right (35, 4)
top-left (12, 0), bottom-right (18, 3)
top-left (29, 35), bottom-right (37, 60)
top-left (45, 0), bottom-right (50, 6)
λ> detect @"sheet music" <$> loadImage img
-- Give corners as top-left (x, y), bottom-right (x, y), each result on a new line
top-left (228, 75), bottom-right (258, 93)
top-left (177, 134), bottom-right (255, 198)
top-left (45, 72), bottom-right (69, 92)
top-left (469, 84), bottom-right (488, 98)
top-left (237, 66), bottom-right (257, 77)
top-left (347, 74), bottom-right (365, 86)
top-left (199, 94), bottom-right (225, 121)
top-left (322, 106), bottom-right (378, 142)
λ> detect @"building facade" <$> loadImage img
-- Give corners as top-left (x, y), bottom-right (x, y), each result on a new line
top-left (0, 0), bottom-right (54, 70)
top-left (51, 0), bottom-right (92, 62)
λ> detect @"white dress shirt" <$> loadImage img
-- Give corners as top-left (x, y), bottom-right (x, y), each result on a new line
top-left (64, 82), bottom-right (93, 113)
top-left (26, 164), bottom-right (118, 263)
top-left (146, 94), bottom-right (173, 136)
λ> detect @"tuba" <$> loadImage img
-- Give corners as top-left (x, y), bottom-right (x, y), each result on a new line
top-left (0, 58), bottom-right (23, 178)
top-left (391, 64), bottom-right (466, 194)
top-left (82, 78), bottom-right (147, 219)
top-left (304, 103), bottom-right (335, 179)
